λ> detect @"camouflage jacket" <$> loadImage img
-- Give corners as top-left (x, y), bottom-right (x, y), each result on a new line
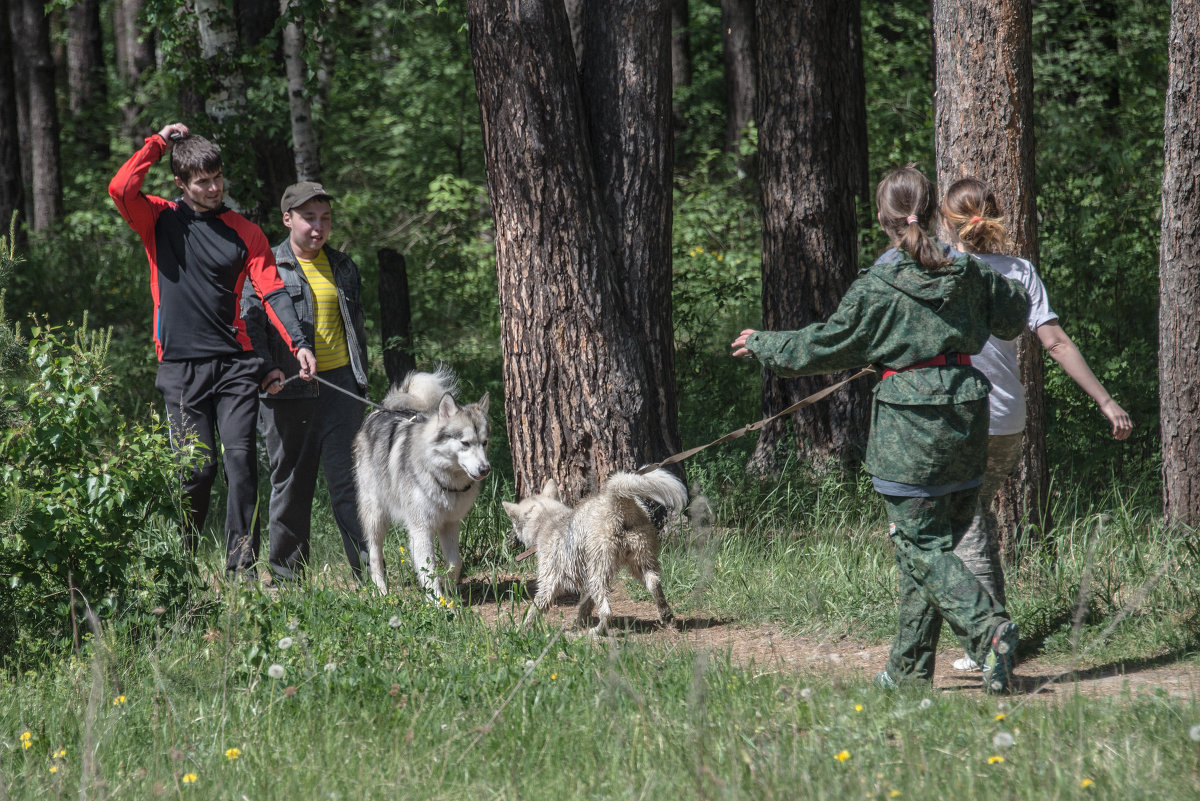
top-left (746, 251), bottom-right (1029, 485)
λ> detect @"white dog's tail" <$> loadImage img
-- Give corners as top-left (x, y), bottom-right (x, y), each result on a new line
top-left (382, 365), bottom-right (459, 413)
top-left (604, 469), bottom-right (688, 520)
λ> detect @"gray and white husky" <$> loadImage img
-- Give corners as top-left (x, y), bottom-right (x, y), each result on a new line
top-left (502, 469), bottom-right (686, 636)
top-left (354, 367), bottom-right (490, 597)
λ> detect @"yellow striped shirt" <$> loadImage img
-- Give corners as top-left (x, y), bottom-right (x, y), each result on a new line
top-left (296, 251), bottom-right (350, 370)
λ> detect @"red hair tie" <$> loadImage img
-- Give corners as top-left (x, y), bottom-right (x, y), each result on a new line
top-left (970, 216), bottom-right (982, 224)
top-left (905, 215), bottom-right (919, 225)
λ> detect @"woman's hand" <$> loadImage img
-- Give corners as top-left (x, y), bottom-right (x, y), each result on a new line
top-left (1100, 398), bottom-right (1133, 441)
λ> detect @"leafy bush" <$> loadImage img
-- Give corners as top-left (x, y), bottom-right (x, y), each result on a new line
top-left (0, 322), bottom-right (194, 666)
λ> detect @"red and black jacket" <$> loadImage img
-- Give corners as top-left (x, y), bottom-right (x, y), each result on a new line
top-left (109, 134), bottom-right (310, 363)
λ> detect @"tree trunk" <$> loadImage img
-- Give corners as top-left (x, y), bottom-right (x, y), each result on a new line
top-left (751, 0), bottom-right (871, 473)
top-left (466, 0), bottom-right (656, 503)
top-left (721, 0), bottom-right (755, 153)
top-left (932, 0), bottom-right (1048, 546)
top-left (0, 0), bottom-right (23, 242)
top-left (16, 0), bottom-right (62, 231)
top-left (579, 0), bottom-right (681, 472)
top-left (378, 247), bottom-right (416, 385)
top-left (671, 0), bottom-right (690, 131)
top-left (563, 0), bottom-right (584, 67)
top-left (1160, 0), bottom-right (1200, 528)
top-left (280, 0), bottom-right (320, 182)
top-left (66, 0), bottom-right (106, 150)
top-left (113, 0), bottom-right (154, 146)
top-left (195, 0), bottom-right (247, 129)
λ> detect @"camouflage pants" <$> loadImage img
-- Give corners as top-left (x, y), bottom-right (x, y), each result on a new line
top-left (953, 432), bottom-right (1024, 607)
top-left (882, 489), bottom-right (1010, 683)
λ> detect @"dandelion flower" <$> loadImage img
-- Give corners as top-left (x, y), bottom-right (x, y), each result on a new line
top-left (20, 731), bottom-right (32, 749)
top-left (1081, 779), bottom-right (1094, 788)
top-left (388, 616), bottom-right (402, 628)
top-left (53, 748), bottom-right (66, 758)
top-left (854, 704), bottom-right (863, 712)
top-left (112, 695), bottom-right (127, 706)
top-left (987, 755), bottom-right (1005, 765)
top-left (992, 731), bottom-right (1015, 749)
top-left (994, 713), bottom-right (1006, 721)
top-left (835, 750), bottom-right (850, 762)
top-left (225, 747), bottom-right (242, 760)
top-left (890, 792), bottom-right (901, 798)
top-left (277, 637), bottom-right (294, 650)
top-left (550, 673), bottom-right (557, 680)
top-left (267, 664), bottom-right (285, 680)
top-left (918, 698), bottom-right (932, 710)
top-left (182, 773), bottom-right (198, 784)
top-left (49, 765), bottom-right (59, 774)
top-left (1189, 723), bottom-right (1200, 742)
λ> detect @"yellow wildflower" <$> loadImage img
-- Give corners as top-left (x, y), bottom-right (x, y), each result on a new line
top-left (994, 713), bottom-right (1006, 721)
top-left (53, 748), bottom-right (66, 758)
top-left (225, 747), bottom-right (241, 760)
top-left (855, 704), bottom-right (863, 712)
top-left (835, 750), bottom-right (850, 762)
top-left (550, 673), bottom-right (557, 680)
top-left (182, 772), bottom-right (198, 784)
top-left (112, 695), bottom-right (127, 706)
top-left (988, 756), bottom-right (1005, 765)
top-left (1081, 779), bottom-right (1094, 788)
top-left (890, 791), bottom-right (901, 798)
top-left (49, 765), bottom-right (59, 774)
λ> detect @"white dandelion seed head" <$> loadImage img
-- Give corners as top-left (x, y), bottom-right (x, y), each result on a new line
top-left (1189, 723), bottom-right (1200, 742)
top-left (287, 619), bottom-right (299, 631)
top-left (800, 687), bottom-right (813, 699)
top-left (324, 663), bottom-right (337, 673)
top-left (525, 659), bottom-right (536, 670)
top-left (388, 616), bottom-right (402, 628)
top-left (919, 698), bottom-right (932, 710)
top-left (993, 731), bottom-right (1016, 749)
top-left (267, 664), bottom-right (285, 680)
top-left (277, 637), bottom-right (294, 650)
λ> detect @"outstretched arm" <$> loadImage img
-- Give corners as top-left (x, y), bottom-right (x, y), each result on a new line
top-left (1037, 321), bottom-right (1132, 440)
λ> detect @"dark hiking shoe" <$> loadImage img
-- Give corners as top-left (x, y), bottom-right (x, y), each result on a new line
top-left (983, 621), bottom-right (1019, 694)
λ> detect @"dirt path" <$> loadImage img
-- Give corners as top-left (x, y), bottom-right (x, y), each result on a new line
top-left (460, 575), bottom-right (1200, 702)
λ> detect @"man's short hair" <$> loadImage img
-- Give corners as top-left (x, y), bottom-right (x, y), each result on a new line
top-left (170, 135), bottom-right (222, 181)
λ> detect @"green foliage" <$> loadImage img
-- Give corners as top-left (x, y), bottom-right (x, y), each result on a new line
top-left (0, 323), bottom-right (194, 666)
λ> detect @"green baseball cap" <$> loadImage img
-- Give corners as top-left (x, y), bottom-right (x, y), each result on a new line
top-left (280, 181), bottom-right (333, 214)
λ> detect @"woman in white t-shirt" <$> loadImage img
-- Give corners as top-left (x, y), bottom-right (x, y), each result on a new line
top-left (941, 177), bottom-right (1133, 671)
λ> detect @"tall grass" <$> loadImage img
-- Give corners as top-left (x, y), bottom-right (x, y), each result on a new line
top-left (4, 459), bottom-right (1198, 800)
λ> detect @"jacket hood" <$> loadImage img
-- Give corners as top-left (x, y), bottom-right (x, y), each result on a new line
top-left (869, 246), bottom-right (972, 309)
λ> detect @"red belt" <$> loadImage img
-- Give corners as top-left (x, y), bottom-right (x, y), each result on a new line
top-left (881, 353), bottom-right (971, 380)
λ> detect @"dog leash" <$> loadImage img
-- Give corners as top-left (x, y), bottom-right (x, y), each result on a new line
top-left (276, 373), bottom-right (394, 413)
top-left (514, 367), bottom-right (877, 562)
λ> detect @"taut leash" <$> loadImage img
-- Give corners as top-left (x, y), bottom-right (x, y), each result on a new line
top-left (635, 367), bottom-right (877, 475)
top-left (277, 372), bottom-right (392, 413)
top-left (515, 367), bottom-right (877, 562)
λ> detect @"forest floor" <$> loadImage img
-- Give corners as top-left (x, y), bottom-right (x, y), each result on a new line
top-left (459, 574), bottom-right (1200, 703)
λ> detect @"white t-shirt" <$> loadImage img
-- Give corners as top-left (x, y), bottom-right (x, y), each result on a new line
top-left (971, 254), bottom-right (1058, 435)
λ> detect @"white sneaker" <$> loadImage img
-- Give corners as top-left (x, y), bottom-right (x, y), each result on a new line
top-left (953, 654), bottom-right (981, 671)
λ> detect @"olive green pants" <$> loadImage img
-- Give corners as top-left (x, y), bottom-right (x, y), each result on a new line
top-left (882, 489), bottom-right (1010, 683)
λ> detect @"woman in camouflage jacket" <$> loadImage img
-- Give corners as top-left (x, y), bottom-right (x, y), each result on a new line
top-left (731, 167), bottom-right (1030, 693)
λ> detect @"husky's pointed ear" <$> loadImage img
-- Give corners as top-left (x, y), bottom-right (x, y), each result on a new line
top-left (438, 392), bottom-right (458, 420)
top-left (541, 479), bottom-right (559, 500)
top-left (501, 500), bottom-right (519, 521)
top-left (475, 392), bottom-right (490, 416)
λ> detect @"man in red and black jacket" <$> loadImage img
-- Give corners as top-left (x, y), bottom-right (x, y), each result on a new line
top-left (109, 121), bottom-right (317, 580)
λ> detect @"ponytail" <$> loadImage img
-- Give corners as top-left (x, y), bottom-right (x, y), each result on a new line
top-left (875, 167), bottom-right (950, 272)
top-left (941, 177), bottom-right (1009, 254)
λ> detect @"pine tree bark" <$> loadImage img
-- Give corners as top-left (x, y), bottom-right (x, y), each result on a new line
top-left (113, 0), bottom-right (154, 146)
top-left (466, 0), bottom-right (657, 502)
top-left (1160, 0), bottom-right (1200, 528)
top-left (66, 0), bottom-right (106, 130)
top-left (721, 0), bottom-right (755, 152)
top-left (671, 0), bottom-right (690, 130)
top-left (751, 0), bottom-right (871, 473)
top-left (15, 0), bottom-right (62, 231)
top-left (0, 0), bottom-right (23, 241)
top-left (378, 248), bottom-right (416, 385)
top-left (932, 0), bottom-right (1048, 546)
top-left (579, 0), bottom-right (681, 472)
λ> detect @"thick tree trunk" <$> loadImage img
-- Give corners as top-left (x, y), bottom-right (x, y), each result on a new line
top-left (1160, 0), bottom-right (1200, 528)
top-left (671, 0), bottom-right (690, 130)
top-left (579, 0), bottom-right (681, 472)
top-left (195, 0), bottom-right (247, 128)
top-left (933, 0), bottom-right (1048, 546)
top-left (563, 0), bottom-right (584, 67)
top-left (466, 0), bottom-right (656, 503)
top-left (0, 0), bottom-right (23, 241)
top-left (16, 0), bottom-right (62, 231)
top-left (378, 248), bottom-right (417, 385)
top-left (721, 0), bottom-right (755, 152)
top-left (751, 0), bottom-right (871, 473)
top-left (113, 0), bottom-right (154, 146)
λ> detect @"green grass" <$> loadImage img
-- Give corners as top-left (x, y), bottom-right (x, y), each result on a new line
top-left (4, 465), bottom-right (1200, 799)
